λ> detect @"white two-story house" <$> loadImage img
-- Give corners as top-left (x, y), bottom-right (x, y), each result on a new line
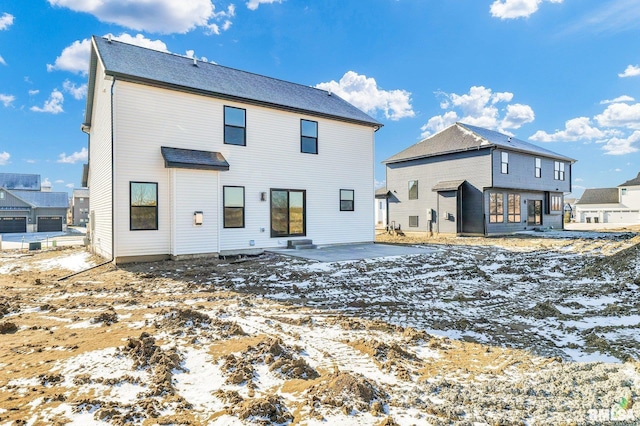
top-left (575, 172), bottom-right (640, 224)
top-left (82, 36), bottom-right (381, 263)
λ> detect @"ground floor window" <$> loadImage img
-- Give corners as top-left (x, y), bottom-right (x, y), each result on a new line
top-left (223, 186), bottom-right (245, 228)
top-left (489, 192), bottom-right (504, 223)
top-left (271, 189), bottom-right (306, 237)
top-left (527, 200), bottom-right (542, 225)
top-left (409, 215), bottom-right (419, 227)
top-left (130, 182), bottom-right (158, 230)
top-left (507, 194), bottom-right (521, 223)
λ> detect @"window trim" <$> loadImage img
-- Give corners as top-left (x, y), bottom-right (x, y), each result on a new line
top-left (507, 193), bottom-right (521, 223)
top-left (224, 106), bottom-right (246, 146)
top-left (408, 180), bottom-right (418, 200)
top-left (554, 161), bottom-right (565, 181)
top-left (535, 158), bottom-right (541, 178)
top-left (339, 189), bottom-right (354, 211)
top-left (129, 181), bottom-right (158, 231)
top-left (489, 192), bottom-right (504, 223)
top-left (501, 152), bottom-right (509, 174)
top-left (223, 185), bottom-right (245, 228)
top-left (300, 119), bottom-right (318, 154)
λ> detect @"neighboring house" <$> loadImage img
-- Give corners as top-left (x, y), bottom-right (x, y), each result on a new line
top-left (72, 188), bottom-right (90, 226)
top-left (383, 123), bottom-right (575, 235)
top-left (575, 172), bottom-right (640, 224)
top-left (82, 36), bottom-right (381, 263)
top-left (374, 188), bottom-right (389, 228)
top-left (0, 173), bottom-right (69, 233)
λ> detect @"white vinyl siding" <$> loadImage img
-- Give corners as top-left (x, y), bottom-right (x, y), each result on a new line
top-left (110, 80), bottom-right (374, 257)
top-left (87, 57), bottom-right (113, 259)
top-left (170, 169), bottom-right (219, 256)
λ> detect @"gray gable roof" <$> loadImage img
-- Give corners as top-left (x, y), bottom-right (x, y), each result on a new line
top-left (384, 123), bottom-right (574, 164)
top-left (10, 190), bottom-right (69, 209)
top-left (0, 173), bottom-right (41, 190)
top-left (618, 172), bottom-right (640, 187)
top-left (85, 36), bottom-right (381, 130)
top-left (576, 188), bottom-right (619, 205)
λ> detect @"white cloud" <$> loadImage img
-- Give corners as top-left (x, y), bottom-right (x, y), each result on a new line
top-left (530, 117), bottom-right (610, 142)
top-left (420, 86), bottom-right (534, 137)
top-left (490, 0), bottom-right (562, 20)
top-left (0, 93), bottom-right (15, 107)
top-left (619, 65), bottom-right (640, 78)
top-left (501, 104), bottom-right (535, 129)
top-left (30, 90), bottom-right (64, 114)
top-left (42, 178), bottom-right (52, 187)
top-left (55, 179), bottom-right (64, 184)
top-left (48, 34), bottom-right (169, 75)
top-left (600, 95), bottom-right (635, 104)
top-left (63, 80), bottom-right (88, 100)
top-left (574, 178), bottom-right (584, 182)
top-left (0, 12), bottom-right (14, 30)
top-left (316, 71), bottom-right (415, 121)
top-left (48, 0), bottom-right (234, 34)
top-left (595, 102), bottom-right (640, 129)
top-left (0, 55), bottom-right (5, 65)
top-left (561, 0), bottom-right (640, 36)
top-left (246, 0), bottom-right (282, 10)
top-left (28, 89), bottom-right (40, 96)
top-left (374, 179), bottom-right (386, 190)
top-left (57, 147), bottom-right (88, 164)
top-left (0, 151), bottom-right (9, 166)
top-left (601, 131), bottom-right (640, 155)
top-left (66, 183), bottom-right (75, 188)
top-left (47, 39), bottom-right (91, 75)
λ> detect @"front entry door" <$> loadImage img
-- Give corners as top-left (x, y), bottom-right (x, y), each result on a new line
top-left (527, 200), bottom-right (542, 225)
top-left (271, 189), bottom-right (306, 237)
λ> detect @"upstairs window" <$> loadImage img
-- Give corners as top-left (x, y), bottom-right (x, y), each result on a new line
top-left (301, 119), bottom-right (318, 154)
top-left (224, 106), bottom-right (246, 146)
top-left (554, 161), bottom-right (565, 180)
top-left (501, 152), bottom-right (509, 174)
top-left (535, 158), bottom-right (541, 178)
top-left (408, 180), bottom-right (418, 200)
top-left (130, 182), bottom-right (158, 231)
top-left (340, 189), bottom-right (354, 211)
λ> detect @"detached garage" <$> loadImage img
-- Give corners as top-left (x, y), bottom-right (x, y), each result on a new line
top-left (0, 216), bottom-right (27, 233)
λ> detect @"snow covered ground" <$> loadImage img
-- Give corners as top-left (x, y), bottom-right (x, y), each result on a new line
top-left (1, 231), bottom-right (639, 424)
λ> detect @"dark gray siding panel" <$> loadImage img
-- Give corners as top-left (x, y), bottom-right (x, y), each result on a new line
top-left (492, 150), bottom-right (571, 193)
top-left (437, 191), bottom-right (457, 234)
top-left (386, 149), bottom-right (492, 233)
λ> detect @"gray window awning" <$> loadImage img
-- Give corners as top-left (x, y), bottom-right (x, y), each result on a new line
top-left (432, 180), bottom-right (465, 192)
top-left (161, 147), bottom-right (229, 171)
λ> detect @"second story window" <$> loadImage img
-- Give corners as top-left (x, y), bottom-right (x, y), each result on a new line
top-left (301, 119), bottom-right (318, 154)
top-left (554, 161), bottom-right (565, 180)
top-left (535, 158), bottom-right (541, 178)
top-left (501, 152), bottom-right (509, 174)
top-left (224, 106), bottom-right (246, 146)
top-left (408, 180), bottom-right (418, 200)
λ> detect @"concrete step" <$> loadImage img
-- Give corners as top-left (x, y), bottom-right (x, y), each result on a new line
top-left (287, 239), bottom-right (316, 249)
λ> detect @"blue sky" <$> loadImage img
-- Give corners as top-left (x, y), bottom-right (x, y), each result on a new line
top-left (0, 0), bottom-right (639, 198)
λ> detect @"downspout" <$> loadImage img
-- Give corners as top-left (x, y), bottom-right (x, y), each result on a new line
top-left (110, 76), bottom-right (116, 263)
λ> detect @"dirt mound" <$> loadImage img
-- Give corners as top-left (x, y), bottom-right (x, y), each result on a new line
top-left (307, 371), bottom-right (386, 412)
top-left (0, 321), bottom-right (17, 334)
top-left (122, 332), bottom-right (184, 395)
top-left (92, 309), bottom-right (118, 325)
top-left (156, 308), bottom-right (245, 337)
top-left (580, 237), bottom-right (640, 279)
top-left (221, 336), bottom-right (318, 386)
top-left (527, 300), bottom-right (565, 319)
top-left (233, 394), bottom-right (294, 424)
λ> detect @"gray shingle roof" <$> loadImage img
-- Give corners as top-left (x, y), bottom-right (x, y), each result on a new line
top-left (86, 36), bottom-right (381, 129)
top-left (383, 123), bottom-right (574, 164)
top-left (0, 173), bottom-right (41, 190)
top-left (73, 188), bottom-right (89, 198)
top-left (576, 188), bottom-right (620, 205)
top-left (618, 172), bottom-right (640, 187)
top-left (161, 147), bottom-right (230, 171)
top-left (432, 180), bottom-right (466, 192)
top-left (10, 190), bottom-right (69, 208)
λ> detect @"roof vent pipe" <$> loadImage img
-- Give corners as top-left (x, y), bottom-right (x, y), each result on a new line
top-left (328, 88), bottom-right (332, 96)
top-left (193, 57), bottom-right (197, 66)
top-left (107, 34), bottom-right (112, 43)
